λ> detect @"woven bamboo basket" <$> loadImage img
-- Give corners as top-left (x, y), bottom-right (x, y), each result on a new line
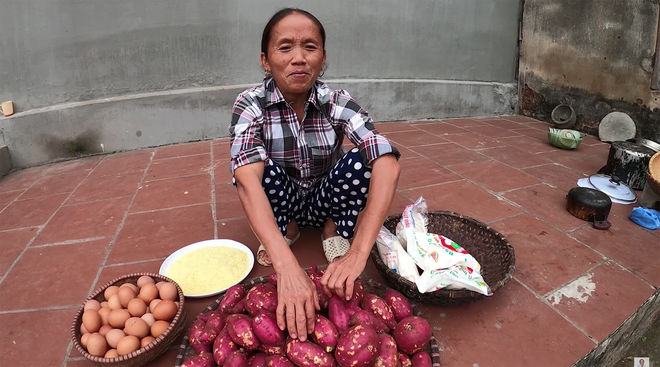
top-left (71, 272), bottom-right (187, 367)
top-left (370, 211), bottom-right (516, 306)
top-left (174, 268), bottom-right (442, 367)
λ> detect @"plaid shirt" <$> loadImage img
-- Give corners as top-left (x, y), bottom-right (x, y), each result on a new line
top-left (229, 77), bottom-right (400, 195)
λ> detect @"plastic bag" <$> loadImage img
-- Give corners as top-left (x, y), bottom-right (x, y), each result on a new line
top-left (376, 226), bottom-right (420, 283)
top-left (395, 196), bottom-right (429, 250)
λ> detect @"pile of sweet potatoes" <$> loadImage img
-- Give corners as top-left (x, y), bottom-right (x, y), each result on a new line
top-left (181, 266), bottom-right (434, 367)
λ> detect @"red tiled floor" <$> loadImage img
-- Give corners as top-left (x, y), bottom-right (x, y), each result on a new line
top-left (609, 202), bottom-right (636, 219)
top-left (464, 125), bottom-right (522, 139)
top-left (0, 189), bottom-right (24, 211)
top-left (153, 141), bottom-right (211, 160)
top-left (107, 204), bottom-right (214, 265)
top-left (415, 122), bottom-right (469, 136)
top-left (0, 166), bottom-right (47, 193)
top-left (523, 163), bottom-right (588, 191)
top-left (96, 260), bottom-right (164, 288)
top-left (66, 171), bottom-right (142, 204)
top-left (537, 150), bottom-right (606, 175)
top-left (0, 239), bottom-right (110, 311)
top-left (481, 118), bottom-right (525, 130)
top-left (440, 133), bottom-right (507, 150)
top-left (397, 157), bottom-right (462, 190)
top-left (390, 142), bottom-right (420, 159)
top-left (490, 214), bottom-right (602, 296)
top-left (0, 308), bottom-right (78, 367)
top-left (144, 154), bottom-right (212, 181)
top-left (216, 183), bottom-right (245, 220)
top-left (502, 184), bottom-right (587, 231)
top-left (420, 280), bottom-right (595, 367)
top-left (441, 118), bottom-right (487, 127)
top-left (510, 127), bottom-right (549, 140)
top-left (43, 155), bottom-right (103, 176)
top-left (449, 160), bottom-right (541, 192)
top-left (411, 143), bottom-right (490, 166)
top-left (546, 261), bottom-right (655, 341)
top-left (570, 215), bottom-right (660, 286)
top-left (130, 174), bottom-right (211, 213)
top-left (32, 197), bottom-right (132, 246)
top-left (20, 170), bottom-right (90, 199)
top-left (0, 227), bottom-right (38, 275)
top-left (89, 151), bottom-right (153, 178)
top-left (387, 191), bottom-right (414, 217)
top-left (383, 130), bottom-right (447, 147)
top-left (498, 135), bottom-right (557, 153)
top-left (478, 146), bottom-right (551, 169)
top-left (405, 180), bottom-right (522, 223)
top-left (374, 122), bottom-right (419, 133)
top-left (213, 159), bottom-right (233, 184)
top-left (0, 193), bottom-right (68, 231)
top-left (212, 140), bottom-right (232, 161)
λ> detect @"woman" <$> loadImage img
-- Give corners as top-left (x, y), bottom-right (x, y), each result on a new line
top-left (229, 8), bottom-right (401, 341)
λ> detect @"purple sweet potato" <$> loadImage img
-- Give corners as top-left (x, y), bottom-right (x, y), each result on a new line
top-left (225, 298), bottom-right (247, 314)
top-left (220, 284), bottom-right (246, 313)
top-left (399, 353), bottom-right (412, 367)
top-left (392, 317), bottom-right (432, 355)
top-left (328, 295), bottom-right (350, 334)
top-left (307, 269), bottom-right (330, 311)
top-left (360, 293), bottom-right (397, 329)
top-left (213, 327), bottom-right (239, 366)
top-left (347, 280), bottom-right (364, 306)
top-left (259, 344), bottom-right (286, 356)
top-left (348, 309), bottom-right (390, 334)
top-left (181, 351), bottom-right (214, 367)
top-left (411, 351), bottom-right (432, 367)
top-left (268, 273), bottom-right (278, 287)
top-left (248, 352), bottom-right (268, 367)
top-left (224, 350), bottom-right (249, 367)
top-left (384, 288), bottom-right (414, 323)
top-left (246, 284), bottom-right (279, 316)
top-left (285, 337), bottom-right (335, 367)
top-left (188, 319), bottom-right (212, 354)
top-left (227, 314), bottom-right (260, 350)
top-left (344, 302), bottom-right (362, 317)
top-left (335, 324), bottom-right (380, 367)
top-left (311, 314), bottom-right (339, 352)
top-left (265, 355), bottom-right (295, 367)
top-left (373, 334), bottom-right (399, 367)
top-left (199, 310), bottom-right (224, 344)
top-left (253, 312), bottom-right (285, 346)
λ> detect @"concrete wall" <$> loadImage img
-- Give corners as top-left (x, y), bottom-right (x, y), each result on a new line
top-left (0, 0), bottom-right (521, 167)
top-left (519, 0), bottom-right (660, 140)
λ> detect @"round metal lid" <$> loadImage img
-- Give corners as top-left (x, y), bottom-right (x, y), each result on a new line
top-left (588, 174), bottom-right (637, 202)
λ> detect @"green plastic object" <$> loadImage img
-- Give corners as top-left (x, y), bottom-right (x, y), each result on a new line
top-left (547, 127), bottom-right (584, 150)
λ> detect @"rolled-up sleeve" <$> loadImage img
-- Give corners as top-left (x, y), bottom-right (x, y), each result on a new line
top-left (331, 90), bottom-right (400, 165)
top-left (229, 93), bottom-right (269, 174)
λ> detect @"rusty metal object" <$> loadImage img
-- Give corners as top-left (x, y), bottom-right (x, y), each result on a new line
top-left (566, 187), bottom-right (612, 230)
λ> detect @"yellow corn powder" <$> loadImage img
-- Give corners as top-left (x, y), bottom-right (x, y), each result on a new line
top-left (166, 246), bottom-right (251, 296)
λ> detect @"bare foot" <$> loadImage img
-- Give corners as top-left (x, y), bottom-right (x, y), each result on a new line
top-left (258, 221), bottom-right (300, 266)
top-left (322, 219), bottom-right (338, 240)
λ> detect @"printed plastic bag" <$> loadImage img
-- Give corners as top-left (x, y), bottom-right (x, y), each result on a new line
top-left (376, 226), bottom-right (420, 282)
top-left (395, 196), bottom-right (429, 250)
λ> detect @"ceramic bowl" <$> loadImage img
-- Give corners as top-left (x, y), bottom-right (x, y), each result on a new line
top-left (548, 127), bottom-right (584, 150)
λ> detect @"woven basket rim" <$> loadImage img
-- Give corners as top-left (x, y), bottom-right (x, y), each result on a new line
top-left (174, 267), bottom-right (441, 367)
top-left (70, 272), bottom-right (186, 365)
top-left (372, 210), bottom-right (516, 300)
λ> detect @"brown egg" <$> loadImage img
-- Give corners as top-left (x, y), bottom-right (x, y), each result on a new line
top-left (175, 302), bottom-right (180, 308)
top-left (140, 336), bottom-right (155, 348)
top-left (118, 286), bottom-right (136, 308)
top-left (81, 333), bottom-right (92, 349)
top-left (127, 298), bottom-right (147, 317)
top-left (124, 317), bottom-right (150, 339)
top-left (98, 307), bottom-right (112, 325)
top-left (98, 325), bottom-right (113, 336)
top-left (107, 294), bottom-right (122, 310)
top-left (158, 283), bottom-right (177, 301)
top-left (152, 300), bottom-right (177, 321)
top-left (80, 323), bottom-right (89, 335)
top-left (150, 320), bottom-right (170, 338)
top-left (105, 329), bottom-right (125, 349)
top-left (141, 313), bottom-right (156, 327)
top-left (104, 349), bottom-right (119, 359)
top-left (149, 299), bottom-right (161, 312)
top-left (138, 283), bottom-right (159, 304)
top-left (86, 333), bottom-right (107, 357)
top-left (120, 283), bottom-right (139, 293)
top-left (155, 281), bottom-right (166, 290)
top-left (82, 309), bottom-right (102, 333)
top-left (100, 301), bottom-right (109, 308)
top-left (137, 276), bottom-right (155, 288)
top-left (117, 335), bottom-right (141, 356)
top-left (104, 286), bottom-right (120, 300)
top-left (84, 300), bottom-right (101, 311)
top-left (108, 309), bottom-right (131, 328)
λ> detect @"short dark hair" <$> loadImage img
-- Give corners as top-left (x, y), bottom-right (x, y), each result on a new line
top-left (261, 8), bottom-right (326, 58)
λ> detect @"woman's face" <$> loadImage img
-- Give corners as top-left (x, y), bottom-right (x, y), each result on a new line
top-left (261, 13), bottom-right (326, 102)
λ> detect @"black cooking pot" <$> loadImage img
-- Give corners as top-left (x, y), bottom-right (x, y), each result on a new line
top-left (566, 187), bottom-right (612, 230)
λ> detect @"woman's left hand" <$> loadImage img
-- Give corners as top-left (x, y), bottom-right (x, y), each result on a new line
top-left (320, 248), bottom-right (369, 300)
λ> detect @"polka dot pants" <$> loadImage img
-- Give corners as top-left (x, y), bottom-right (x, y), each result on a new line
top-left (262, 148), bottom-right (371, 239)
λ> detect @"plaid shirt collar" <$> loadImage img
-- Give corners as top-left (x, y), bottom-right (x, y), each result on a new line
top-left (263, 76), bottom-right (321, 110)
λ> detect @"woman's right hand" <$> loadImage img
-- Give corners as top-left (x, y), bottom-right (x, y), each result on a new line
top-left (275, 265), bottom-right (320, 341)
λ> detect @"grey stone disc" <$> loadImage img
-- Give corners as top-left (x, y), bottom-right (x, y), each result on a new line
top-left (598, 112), bottom-right (636, 142)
